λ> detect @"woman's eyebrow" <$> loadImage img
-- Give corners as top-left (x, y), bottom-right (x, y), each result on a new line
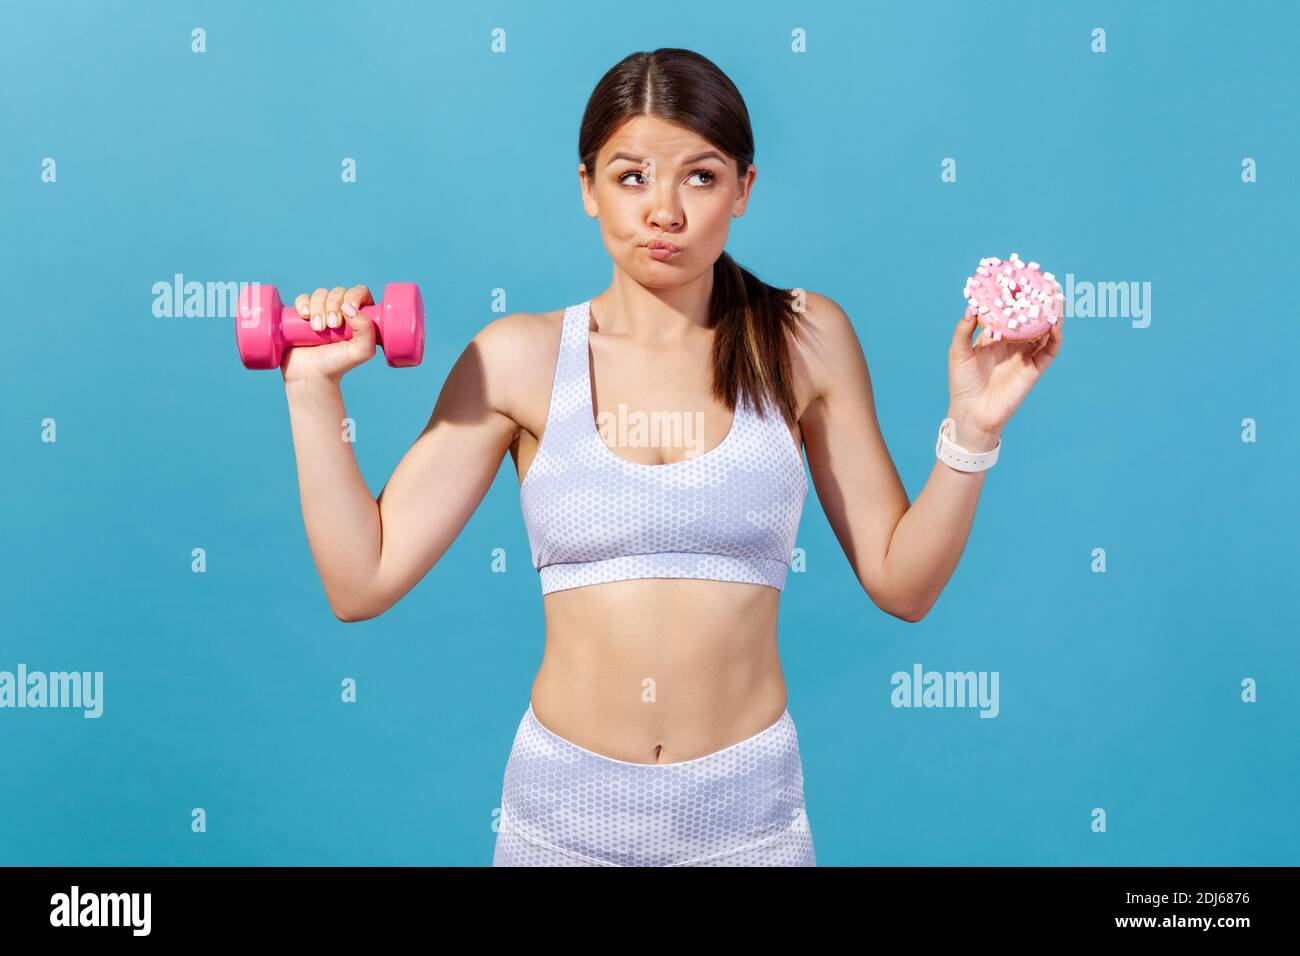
top-left (605, 150), bottom-right (726, 168)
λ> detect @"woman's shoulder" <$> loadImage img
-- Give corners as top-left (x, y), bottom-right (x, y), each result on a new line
top-left (468, 305), bottom-right (569, 426)
top-left (792, 289), bottom-right (854, 338)
top-left (472, 304), bottom-right (566, 362)
top-left (774, 286), bottom-right (868, 416)
top-left (785, 289), bottom-right (867, 403)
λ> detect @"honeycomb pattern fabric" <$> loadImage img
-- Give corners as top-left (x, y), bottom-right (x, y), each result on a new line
top-left (519, 299), bottom-right (809, 595)
top-left (492, 704), bottom-right (817, 867)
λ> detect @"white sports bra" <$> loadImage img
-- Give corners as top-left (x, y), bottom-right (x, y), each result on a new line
top-left (519, 299), bottom-right (808, 594)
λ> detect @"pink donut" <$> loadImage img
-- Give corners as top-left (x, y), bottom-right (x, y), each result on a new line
top-left (963, 253), bottom-right (1063, 343)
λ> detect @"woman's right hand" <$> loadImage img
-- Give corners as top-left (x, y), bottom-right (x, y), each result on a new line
top-left (280, 284), bottom-right (378, 384)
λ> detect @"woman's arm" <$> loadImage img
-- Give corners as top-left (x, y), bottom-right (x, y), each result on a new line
top-left (796, 291), bottom-right (1062, 622)
top-left (284, 314), bottom-right (530, 622)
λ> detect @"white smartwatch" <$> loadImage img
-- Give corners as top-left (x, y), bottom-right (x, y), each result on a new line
top-left (935, 417), bottom-right (1000, 472)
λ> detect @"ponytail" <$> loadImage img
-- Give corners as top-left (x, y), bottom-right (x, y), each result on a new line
top-left (708, 251), bottom-right (801, 426)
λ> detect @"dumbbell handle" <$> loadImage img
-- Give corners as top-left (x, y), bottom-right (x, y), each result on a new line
top-left (275, 303), bottom-right (386, 347)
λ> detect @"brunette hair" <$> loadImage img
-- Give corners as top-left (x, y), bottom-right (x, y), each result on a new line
top-left (578, 48), bottom-right (801, 425)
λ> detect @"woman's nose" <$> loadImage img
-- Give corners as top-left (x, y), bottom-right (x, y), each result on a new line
top-left (648, 198), bottom-right (683, 230)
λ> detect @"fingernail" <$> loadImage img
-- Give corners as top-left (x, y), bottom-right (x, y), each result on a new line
top-left (311, 314), bottom-right (323, 331)
top-left (342, 303), bottom-right (357, 318)
top-left (327, 311), bottom-right (339, 328)
top-left (298, 305), bottom-right (309, 316)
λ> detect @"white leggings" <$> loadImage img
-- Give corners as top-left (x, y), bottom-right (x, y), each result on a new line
top-left (492, 703), bottom-right (816, 867)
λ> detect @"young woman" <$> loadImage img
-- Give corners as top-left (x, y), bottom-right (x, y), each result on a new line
top-left (279, 48), bottom-right (1064, 866)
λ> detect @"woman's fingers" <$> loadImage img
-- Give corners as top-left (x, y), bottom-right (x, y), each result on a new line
top-left (1030, 325), bottom-right (1052, 356)
top-left (341, 284), bottom-right (373, 319)
top-left (294, 286), bottom-right (370, 329)
top-left (952, 306), bottom-right (981, 356)
top-left (339, 286), bottom-right (377, 363)
top-left (324, 287), bottom-right (348, 329)
top-left (1032, 319), bottom-right (1064, 373)
top-left (308, 288), bottom-right (329, 331)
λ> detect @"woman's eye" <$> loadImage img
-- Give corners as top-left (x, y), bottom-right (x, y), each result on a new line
top-left (617, 168), bottom-right (717, 188)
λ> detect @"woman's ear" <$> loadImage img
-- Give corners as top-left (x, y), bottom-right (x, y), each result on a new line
top-left (578, 163), bottom-right (598, 218)
top-left (733, 164), bottom-right (757, 217)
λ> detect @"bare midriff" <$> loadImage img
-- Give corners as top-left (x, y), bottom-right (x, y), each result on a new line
top-left (529, 576), bottom-right (789, 765)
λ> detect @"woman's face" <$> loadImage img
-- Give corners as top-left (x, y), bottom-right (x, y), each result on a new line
top-left (580, 114), bottom-right (756, 287)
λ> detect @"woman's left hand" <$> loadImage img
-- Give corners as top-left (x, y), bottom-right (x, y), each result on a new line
top-left (944, 303), bottom-right (1065, 449)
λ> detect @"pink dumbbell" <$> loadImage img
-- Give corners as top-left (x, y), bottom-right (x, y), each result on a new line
top-left (235, 282), bottom-right (425, 369)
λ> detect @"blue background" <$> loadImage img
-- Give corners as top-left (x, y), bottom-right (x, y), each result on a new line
top-left (3, 0), bottom-right (1296, 865)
